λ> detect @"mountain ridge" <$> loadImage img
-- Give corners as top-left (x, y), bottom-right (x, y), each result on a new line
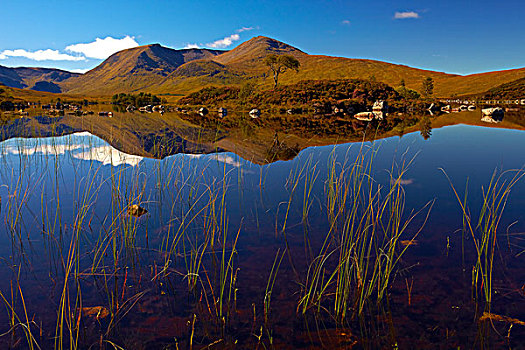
top-left (60, 44), bottom-right (227, 95)
top-left (0, 65), bottom-right (80, 92)
top-left (2, 36), bottom-right (525, 97)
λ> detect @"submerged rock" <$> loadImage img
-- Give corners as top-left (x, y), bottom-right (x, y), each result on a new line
top-left (81, 306), bottom-right (109, 320)
top-left (128, 204), bottom-right (148, 217)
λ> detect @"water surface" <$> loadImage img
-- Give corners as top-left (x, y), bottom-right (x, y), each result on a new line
top-left (0, 120), bottom-right (524, 348)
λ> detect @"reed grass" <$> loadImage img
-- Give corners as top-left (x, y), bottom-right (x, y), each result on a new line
top-left (443, 168), bottom-right (525, 305)
top-left (298, 142), bottom-right (432, 321)
top-left (0, 267), bottom-right (41, 350)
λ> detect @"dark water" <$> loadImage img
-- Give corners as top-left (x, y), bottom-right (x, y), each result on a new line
top-left (0, 122), bottom-right (524, 349)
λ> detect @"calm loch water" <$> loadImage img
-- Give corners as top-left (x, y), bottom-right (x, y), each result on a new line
top-left (0, 119), bottom-right (524, 349)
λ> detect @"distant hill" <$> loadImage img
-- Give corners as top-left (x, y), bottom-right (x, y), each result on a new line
top-left (68, 36), bottom-right (458, 96)
top-left (185, 37), bottom-right (525, 97)
top-left (214, 36), bottom-right (307, 67)
top-left (60, 44), bottom-right (226, 95)
top-left (0, 83), bottom-right (89, 104)
top-left (478, 76), bottom-right (525, 99)
top-left (0, 65), bottom-right (79, 92)
top-left (436, 67), bottom-right (525, 97)
top-left (5, 36), bottom-right (525, 97)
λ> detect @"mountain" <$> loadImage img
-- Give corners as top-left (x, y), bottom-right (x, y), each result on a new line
top-left (178, 36), bottom-right (525, 97)
top-left (438, 67), bottom-right (525, 97)
top-left (478, 76), bottom-right (525, 100)
top-left (0, 65), bottom-right (79, 92)
top-left (133, 37), bottom-right (525, 97)
top-left (5, 36), bottom-right (525, 97)
top-left (60, 44), bottom-right (226, 95)
top-left (153, 36), bottom-right (456, 95)
top-left (0, 83), bottom-right (93, 104)
top-left (214, 36), bottom-right (307, 67)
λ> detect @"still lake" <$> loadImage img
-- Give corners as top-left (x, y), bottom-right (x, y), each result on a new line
top-left (0, 117), bottom-right (524, 348)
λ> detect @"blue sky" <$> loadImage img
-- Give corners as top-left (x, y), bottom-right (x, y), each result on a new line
top-left (1, 0), bottom-right (523, 75)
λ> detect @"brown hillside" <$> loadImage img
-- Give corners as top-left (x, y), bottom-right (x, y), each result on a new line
top-left (150, 37), bottom-right (458, 95)
top-left (61, 44), bottom-right (226, 95)
top-left (6, 36), bottom-right (525, 98)
top-left (0, 84), bottom-right (95, 103)
top-left (154, 37), bottom-right (458, 95)
top-left (0, 65), bottom-right (79, 92)
top-left (436, 67), bottom-right (525, 96)
top-left (214, 36), bottom-right (307, 67)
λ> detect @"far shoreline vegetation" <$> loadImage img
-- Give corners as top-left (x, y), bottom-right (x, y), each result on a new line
top-left (2, 74), bottom-right (525, 127)
top-left (3, 73), bottom-right (525, 165)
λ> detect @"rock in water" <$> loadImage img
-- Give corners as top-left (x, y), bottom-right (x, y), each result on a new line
top-left (353, 112), bottom-right (375, 121)
top-left (199, 107), bottom-right (209, 116)
top-left (218, 107), bottom-right (227, 117)
top-left (481, 107), bottom-right (504, 117)
top-left (81, 306), bottom-right (110, 320)
top-left (128, 204), bottom-right (148, 217)
top-left (249, 109), bottom-right (260, 118)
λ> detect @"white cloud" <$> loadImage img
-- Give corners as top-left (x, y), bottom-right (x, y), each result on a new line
top-left (206, 34), bottom-right (240, 49)
top-left (73, 145), bottom-right (143, 167)
top-left (4, 143), bottom-right (88, 156)
top-left (70, 68), bottom-right (90, 74)
top-left (0, 49), bottom-right (85, 61)
top-left (341, 20), bottom-right (351, 25)
top-left (214, 154), bottom-right (242, 168)
top-left (390, 178), bottom-right (414, 186)
top-left (2, 132), bottom-right (142, 167)
top-left (394, 11), bottom-right (420, 19)
top-left (236, 27), bottom-right (255, 33)
top-left (66, 35), bottom-right (139, 59)
top-left (183, 43), bottom-right (201, 49)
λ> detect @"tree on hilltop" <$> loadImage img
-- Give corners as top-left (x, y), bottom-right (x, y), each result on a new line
top-left (264, 54), bottom-right (300, 88)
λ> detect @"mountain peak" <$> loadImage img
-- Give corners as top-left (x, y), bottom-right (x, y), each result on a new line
top-left (246, 36), bottom-right (304, 51)
top-left (61, 43), bottom-right (225, 94)
top-left (214, 36), bottom-right (305, 65)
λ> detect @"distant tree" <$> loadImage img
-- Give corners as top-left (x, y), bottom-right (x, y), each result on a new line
top-left (400, 79), bottom-right (406, 87)
top-left (422, 77), bottom-right (434, 98)
top-left (112, 92), bottom-right (161, 107)
top-left (264, 54), bottom-right (300, 88)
